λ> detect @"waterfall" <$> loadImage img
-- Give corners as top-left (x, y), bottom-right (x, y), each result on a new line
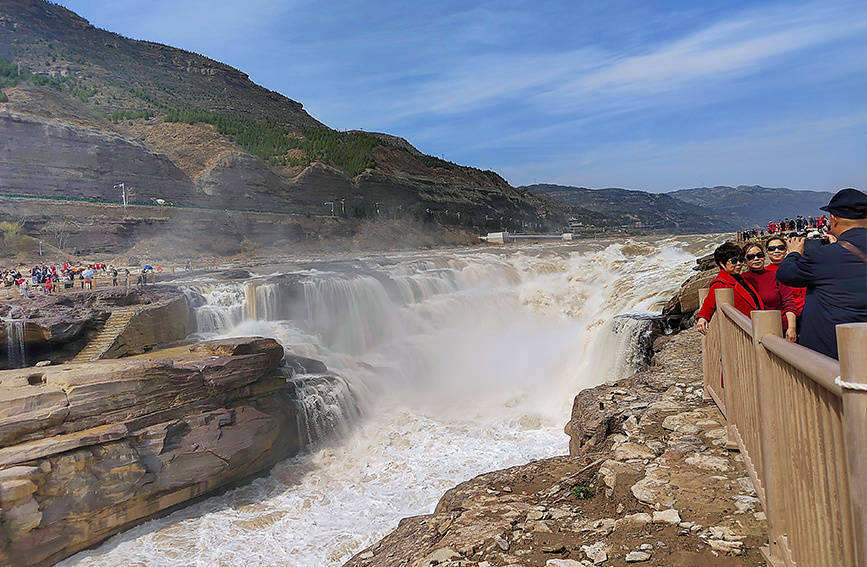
top-left (65, 236), bottom-right (721, 567)
top-left (5, 320), bottom-right (26, 369)
top-left (287, 372), bottom-right (363, 446)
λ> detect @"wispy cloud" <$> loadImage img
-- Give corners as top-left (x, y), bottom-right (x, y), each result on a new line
top-left (538, 2), bottom-right (867, 111)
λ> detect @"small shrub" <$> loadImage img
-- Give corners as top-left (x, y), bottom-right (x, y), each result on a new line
top-left (572, 484), bottom-right (595, 500)
top-left (0, 220), bottom-right (21, 240)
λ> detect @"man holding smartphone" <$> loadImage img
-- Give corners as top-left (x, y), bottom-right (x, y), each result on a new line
top-left (776, 188), bottom-right (867, 359)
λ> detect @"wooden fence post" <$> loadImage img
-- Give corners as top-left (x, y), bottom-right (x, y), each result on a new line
top-left (715, 287), bottom-right (738, 449)
top-left (751, 309), bottom-right (784, 560)
top-left (699, 288), bottom-right (711, 400)
top-left (837, 323), bottom-right (867, 567)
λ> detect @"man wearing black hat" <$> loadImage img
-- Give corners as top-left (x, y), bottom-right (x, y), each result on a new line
top-left (776, 188), bottom-right (867, 359)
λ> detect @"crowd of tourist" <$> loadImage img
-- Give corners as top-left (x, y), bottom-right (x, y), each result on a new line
top-left (696, 188), bottom-right (867, 360)
top-left (1, 263), bottom-right (155, 299)
top-left (738, 214), bottom-right (830, 241)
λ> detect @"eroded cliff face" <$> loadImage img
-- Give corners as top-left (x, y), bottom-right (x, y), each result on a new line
top-left (0, 337), bottom-right (312, 567)
top-left (0, 110), bottom-right (202, 205)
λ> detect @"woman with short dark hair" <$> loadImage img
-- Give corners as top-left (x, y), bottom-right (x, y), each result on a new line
top-left (695, 242), bottom-right (764, 335)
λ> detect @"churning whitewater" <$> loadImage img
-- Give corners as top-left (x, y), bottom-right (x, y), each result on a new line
top-left (61, 236), bottom-right (718, 567)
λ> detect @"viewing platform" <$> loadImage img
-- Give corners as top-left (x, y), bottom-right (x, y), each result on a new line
top-left (481, 231), bottom-right (575, 243)
top-left (699, 287), bottom-right (866, 567)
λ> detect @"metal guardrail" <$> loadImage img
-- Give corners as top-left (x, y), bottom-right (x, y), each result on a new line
top-left (0, 192), bottom-right (331, 218)
top-left (700, 287), bottom-right (866, 567)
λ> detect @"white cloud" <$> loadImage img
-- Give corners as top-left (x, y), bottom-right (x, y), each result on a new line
top-left (544, 3), bottom-right (867, 106)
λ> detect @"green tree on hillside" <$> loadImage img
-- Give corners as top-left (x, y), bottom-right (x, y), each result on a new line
top-left (164, 109), bottom-right (378, 176)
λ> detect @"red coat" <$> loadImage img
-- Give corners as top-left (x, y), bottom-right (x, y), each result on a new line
top-left (696, 269), bottom-right (764, 321)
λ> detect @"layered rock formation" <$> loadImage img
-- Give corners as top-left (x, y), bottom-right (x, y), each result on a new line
top-left (0, 337), bottom-right (314, 567)
top-left (0, 109), bottom-right (201, 205)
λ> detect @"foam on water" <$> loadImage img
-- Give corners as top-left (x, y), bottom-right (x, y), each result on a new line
top-left (62, 236), bottom-right (717, 567)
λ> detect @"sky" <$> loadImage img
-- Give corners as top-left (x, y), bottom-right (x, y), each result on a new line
top-left (57, 0), bottom-right (867, 192)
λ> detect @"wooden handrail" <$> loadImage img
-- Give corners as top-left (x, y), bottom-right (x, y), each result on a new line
top-left (703, 282), bottom-right (864, 567)
top-left (760, 333), bottom-right (842, 397)
top-left (719, 303), bottom-right (753, 334)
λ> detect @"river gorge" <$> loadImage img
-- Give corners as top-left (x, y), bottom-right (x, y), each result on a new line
top-left (55, 235), bottom-right (719, 567)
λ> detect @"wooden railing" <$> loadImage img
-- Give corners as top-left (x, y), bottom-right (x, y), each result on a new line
top-left (700, 287), bottom-right (866, 567)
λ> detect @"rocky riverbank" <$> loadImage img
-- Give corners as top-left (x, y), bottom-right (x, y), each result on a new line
top-left (0, 336), bottom-right (333, 567)
top-left (0, 287), bottom-right (191, 369)
top-left (344, 330), bottom-right (767, 567)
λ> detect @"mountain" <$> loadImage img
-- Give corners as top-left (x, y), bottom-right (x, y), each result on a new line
top-left (669, 185), bottom-right (836, 226)
top-left (525, 184), bottom-right (847, 232)
top-left (0, 0), bottom-right (569, 255)
top-left (523, 184), bottom-right (737, 232)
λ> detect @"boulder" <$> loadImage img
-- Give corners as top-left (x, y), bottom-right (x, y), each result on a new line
top-left (662, 269), bottom-right (716, 317)
top-left (0, 337), bottom-right (312, 567)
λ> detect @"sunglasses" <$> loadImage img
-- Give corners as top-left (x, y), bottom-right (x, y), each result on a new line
top-left (725, 257), bottom-right (745, 265)
top-left (767, 244), bottom-right (786, 252)
top-left (745, 252), bottom-right (765, 261)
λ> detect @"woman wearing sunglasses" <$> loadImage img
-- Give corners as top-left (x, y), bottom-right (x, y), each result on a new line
top-left (764, 236), bottom-right (806, 328)
top-left (741, 243), bottom-right (798, 342)
top-left (695, 242), bottom-right (764, 335)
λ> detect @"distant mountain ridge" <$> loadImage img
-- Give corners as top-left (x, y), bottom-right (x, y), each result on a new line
top-left (524, 184), bottom-right (845, 231)
top-left (669, 185), bottom-right (836, 226)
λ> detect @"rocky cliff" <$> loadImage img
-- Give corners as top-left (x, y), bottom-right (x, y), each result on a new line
top-left (0, 337), bottom-right (326, 567)
top-left (0, 109), bottom-right (201, 204)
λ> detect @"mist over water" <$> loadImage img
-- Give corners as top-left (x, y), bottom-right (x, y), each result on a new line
top-left (62, 235), bottom-right (718, 567)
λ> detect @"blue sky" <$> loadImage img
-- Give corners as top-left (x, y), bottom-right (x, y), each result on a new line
top-left (58, 0), bottom-right (866, 192)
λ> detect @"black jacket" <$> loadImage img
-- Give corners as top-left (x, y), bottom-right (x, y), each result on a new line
top-left (776, 227), bottom-right (867, 359)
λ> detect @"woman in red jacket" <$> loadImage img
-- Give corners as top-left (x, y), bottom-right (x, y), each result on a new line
top-left (696, 242), bottom-right (764, 335)
top-left (741, 243), bottom-right (797, 342)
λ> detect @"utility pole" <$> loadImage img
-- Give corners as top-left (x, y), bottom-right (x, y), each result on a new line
top-left (340, 198), bottom-right (345, 217)
top-left (114, 183), bottom-right (127, 207)
top-left (324, 201), bottom-right (334, 216)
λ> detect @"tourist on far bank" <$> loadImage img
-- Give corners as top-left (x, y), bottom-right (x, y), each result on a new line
top-left (777, 188), bottom-right (867, 359)
top-left (741, 243), bottom-right (798, 342)
top-left (695, 242), bottom-right (764, 336)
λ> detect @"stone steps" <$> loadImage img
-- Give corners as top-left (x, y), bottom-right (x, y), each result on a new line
top-left (71, 309), bottom-right (137, 363)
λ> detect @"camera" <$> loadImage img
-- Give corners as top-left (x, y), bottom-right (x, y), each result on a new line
top-left (803, 233), bottom-right (831, 256)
